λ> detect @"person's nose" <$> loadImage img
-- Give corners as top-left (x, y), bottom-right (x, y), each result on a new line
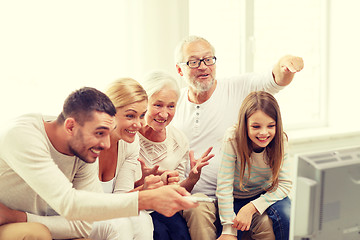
top-left (139, 118), bottom-right (146, 127)
top-left (159, 110), bottom-right (169, 119)
top-left (260, 127), bottom-right (268, 135)
top-left (198, 60), bottom-right (208, 69)
top-left (101, 136), bottom-right (111, 150)
top-left (133, 118), bottom-right (142, 129)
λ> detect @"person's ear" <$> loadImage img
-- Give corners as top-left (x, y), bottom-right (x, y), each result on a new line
top-left (64, 118), bottom-right (76, 136)
top-left (176, 64), bottom-right (184, 76)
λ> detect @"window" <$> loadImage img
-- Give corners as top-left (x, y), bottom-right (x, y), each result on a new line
top-left (252, 0), bottom-right (328, 130)
top-left (2, 0), bottom-right (358, 137)
top-left (189, 0), bottom-right (328, 131)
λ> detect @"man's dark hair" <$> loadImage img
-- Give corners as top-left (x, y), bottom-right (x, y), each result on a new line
top-left (57, 87), bottom-right (116, 125)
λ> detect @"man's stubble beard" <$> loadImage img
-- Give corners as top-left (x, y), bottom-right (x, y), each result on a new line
top-left (188, 76), bottom-right (215, 93)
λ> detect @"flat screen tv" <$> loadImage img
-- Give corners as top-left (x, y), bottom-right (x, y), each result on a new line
top-left (290, 146), bottom-right (360, 240)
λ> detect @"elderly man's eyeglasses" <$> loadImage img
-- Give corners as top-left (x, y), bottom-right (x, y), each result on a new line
top-left (180, 56), bottom-right (217, 69)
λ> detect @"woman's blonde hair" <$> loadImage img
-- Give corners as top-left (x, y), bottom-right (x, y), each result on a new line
top-left (235, 91), bottom-right (284, 192)
top-left (106, 78), bottom-right (147, 109)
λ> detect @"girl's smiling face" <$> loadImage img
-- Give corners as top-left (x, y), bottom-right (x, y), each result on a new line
top-left (247, 110), bottom-right (276, 151)
top-left (114, 100), bottom-right (147, 143)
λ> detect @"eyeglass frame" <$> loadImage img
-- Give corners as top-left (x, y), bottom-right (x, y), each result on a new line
top-left (179, 56), bottom-right (217, 69)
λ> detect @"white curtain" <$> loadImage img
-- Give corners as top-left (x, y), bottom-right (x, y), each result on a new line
top-left (0, 0), bottom-right (188, 124)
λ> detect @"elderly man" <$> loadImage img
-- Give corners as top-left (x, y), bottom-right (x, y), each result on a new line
top-left (172, 35), bottom-right (303, 240)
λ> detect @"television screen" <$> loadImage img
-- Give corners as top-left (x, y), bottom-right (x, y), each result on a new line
top-left (290, 146), bottom-right (360, 240)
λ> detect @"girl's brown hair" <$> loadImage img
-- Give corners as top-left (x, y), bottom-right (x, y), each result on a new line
top-left (234, 91), bottom-right (284, 192)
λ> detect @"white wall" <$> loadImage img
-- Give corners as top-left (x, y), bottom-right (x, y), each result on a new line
top-left (121, 0), bottom-right (189, 80)
top-left (327, 0), bottom-right (360, 129)
top-left (288, 0), bottom-right (360, 155)
top-left (0, 0), bottom-right (188, 124)
top-left (0, 0), bottom-right (359, 148)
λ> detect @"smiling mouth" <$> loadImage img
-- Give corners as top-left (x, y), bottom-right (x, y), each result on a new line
top-left (125, 129), bottom-right (137, 134)
top-left (257, 136), bottom-right (269, 142)
top-left (154, 119), bottom-right (166, 123)
top-left (90, 147), bottom-right (102, 155)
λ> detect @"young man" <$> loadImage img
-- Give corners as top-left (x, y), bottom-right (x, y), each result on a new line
top-left (172, 35), bottom-right (304, 240)
top-left (0, 87), bottom-right (197, 239)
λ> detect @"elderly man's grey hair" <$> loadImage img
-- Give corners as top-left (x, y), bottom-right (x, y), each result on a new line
top-left (174, 35), bottom-right (216, 64)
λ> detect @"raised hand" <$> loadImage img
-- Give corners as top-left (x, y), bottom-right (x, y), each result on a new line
top-left (180, 147), bottom-right (214, 192)
top-left (273, 55), bottom-right (304, 86)
top-left (136, 158), bottom-right (166, 187)
top-left (279, 55), bottom-right (304, 73)
top-left (138, 158), bottom-right (165, 177)
top-left (188, 147), bottom-right (214, 182)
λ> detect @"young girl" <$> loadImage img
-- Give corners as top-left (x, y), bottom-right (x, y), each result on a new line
top-left (216, 91), bottom-right (292, 240)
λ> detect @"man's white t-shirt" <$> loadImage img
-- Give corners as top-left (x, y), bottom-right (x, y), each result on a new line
top-left (172, 72), bottom-right (283, 198)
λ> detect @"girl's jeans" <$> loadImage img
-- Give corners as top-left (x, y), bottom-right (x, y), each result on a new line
top-left (233, 194), bottom-right (291, 240)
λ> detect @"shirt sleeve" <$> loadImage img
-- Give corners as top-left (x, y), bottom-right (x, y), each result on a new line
top-left (178, 147), bottom-right (189, 181)
top-left (1, 123), bottom-right (139, 222)
top-left (27, 160), bottom-right (103, 239)
top-left (113, 140), bottom-right (140, 193)
top-left (27, 213), bottom-right (93, 239)
top-left (216, 131), bottom-right (237, 236)
top-left (228, 70), bottom-right (284, 102)
top-left (173, 127), bottom-right (189, 181)
top-left (251, 141), bottom-right (293, 214)
top-left (244, 70), bottom-right (284, 95)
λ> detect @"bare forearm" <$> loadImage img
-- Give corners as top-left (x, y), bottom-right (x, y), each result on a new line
top-left (138, 190), bottom-right (154, 211)
top-left (180, 177), bottom-right (198, 193)
top-left (134, 178), bottom-right (144, 188)
top-left (272, 65), bottom-right (295, 86)
top-left (0, 203), bottom-right (27, 225)
top-left (12, 209), bottom-right (27, 223)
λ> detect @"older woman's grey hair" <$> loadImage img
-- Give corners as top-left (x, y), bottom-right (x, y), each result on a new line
top-left (141, 71), bottom-right (180, 100)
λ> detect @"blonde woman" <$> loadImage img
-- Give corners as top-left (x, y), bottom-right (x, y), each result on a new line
top-left (90, 78), bottom-right (160, 240)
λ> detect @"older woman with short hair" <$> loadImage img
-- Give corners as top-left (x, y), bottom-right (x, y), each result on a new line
top-left (138, 71), bottom-right (214, 240)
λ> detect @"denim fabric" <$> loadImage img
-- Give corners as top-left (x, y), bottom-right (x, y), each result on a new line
top-left (232, 194), bottom-right (291, 240)
top-left (150, 211), bottom-right (191, 240)
top-left (265, 197), bottom-right (291, 240)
